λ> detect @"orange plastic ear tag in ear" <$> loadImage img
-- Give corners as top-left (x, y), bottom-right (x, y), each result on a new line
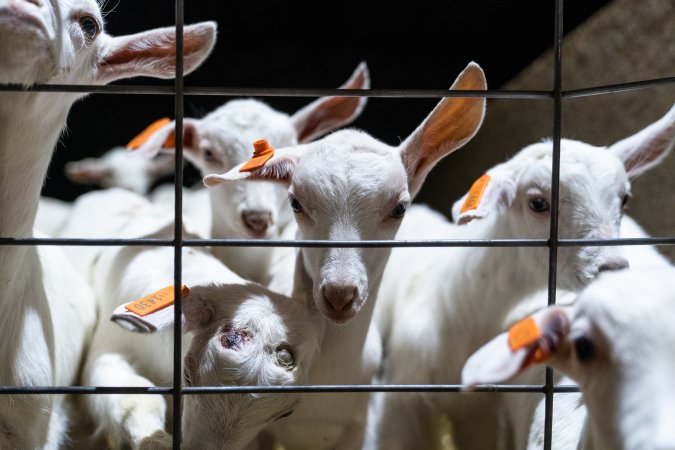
top-left (460, 174), bottom-right (491, 214)
top-left (127, 117), bottom-right (172, 150)
top-left (239, 139), bottom-right (275, 172)
top-left (125, 285), bottom-right (189, 317)
top-left (508, 316), bottom-right (542, 352)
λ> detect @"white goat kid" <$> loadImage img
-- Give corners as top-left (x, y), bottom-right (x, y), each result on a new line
top-left (127, 63), bottom-right (370, 283)
top-left (87, 233), bottom-right (320, 449)
top-left (0, 0), bottom-right (215, 447)
top-left (463, 267), bottom-right (675, 450)
top-left (205, 62), bottom-right (487, 449)
top-left (370, 104), bottom-right (675, 450)
top-left (65, 147), bottom-right (177, 194)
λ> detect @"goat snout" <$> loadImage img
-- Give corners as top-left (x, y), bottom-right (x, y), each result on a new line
top-left (323, 283), bottom-right (358, 322)
top-left (241, 210), bottom-right (272, 236)
top-left (598, 257), bottom-right (629, 273)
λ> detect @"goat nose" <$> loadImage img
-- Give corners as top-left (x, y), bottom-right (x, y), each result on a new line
top-left (323, 284), bottom-right (357, 314)
top-left (241, 210), bottom-right (271, 235)
top-left (598, 257), bottom-right (629, 273)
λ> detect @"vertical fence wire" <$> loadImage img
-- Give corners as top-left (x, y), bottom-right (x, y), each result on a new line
top-left (172, 0), bottom-right (185, 447)
top-left (543, 0), bottom-right (564, 448)
top-left (0, 0), bottom-right (674, 447)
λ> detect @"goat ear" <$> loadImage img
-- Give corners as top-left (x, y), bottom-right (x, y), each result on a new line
top-left (131, 119), bottom-right (200, 159)
top-left (291, 62), bottom-right (370, 143)
top-left (65, 157), bottom-right (112, 186)
top-left (451, 168), bottom-right (516, 224)
top-left (608, 104), bottom-right (675, 178)
top-left (203, 145), bottom-right (306, 187)
top-left (110, 285), bottom-right (213, 334)
top-left (96, 21), bottom-right (216, 84)
top-left (399, 62), bottom-right (487, 198)
top-left (462, 307), bottom-right (572, 389)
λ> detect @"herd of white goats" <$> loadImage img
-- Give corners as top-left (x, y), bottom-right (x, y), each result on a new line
top-left (1, 1), bottom-right (675, 449)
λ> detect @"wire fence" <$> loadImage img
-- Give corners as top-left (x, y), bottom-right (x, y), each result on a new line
top-left (2, 0), bottom-right (675, 449)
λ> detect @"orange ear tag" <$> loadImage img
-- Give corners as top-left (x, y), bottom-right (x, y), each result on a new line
top-left (127, 117), bottom-right (173, 150)
top-left (508, 316), bottom-right (542, 352)
top-left (460, 174), bottom-right (491, 214)
top-left (239, 139), bottom-right (275, 172)
top-left (125, 285), bottom-right (189, 317)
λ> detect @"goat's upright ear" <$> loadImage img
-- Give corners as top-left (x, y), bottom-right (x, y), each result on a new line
top-left (608, 104), bottom-right (675, 178)
top-left (462, 307), bottom-right (572, 389)
top-left (96, 21), bottom-right (216, 84)
top-left (130, 119), bottom-right (201, 159)
top-left (451, 165), bottom-right (517, 225)
top-left (203, 145), bottom-right (309, 187)
top-left (399, 62), bottom-right (487, 198)
top-left (65, 157), bottom-right (112, 186)
top-left (291, 62), bottom-right (370, 143)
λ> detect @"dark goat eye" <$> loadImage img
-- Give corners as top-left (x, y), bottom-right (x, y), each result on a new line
top-left (390, 203), bottom-right (407, 219)
top-left (622, 193), bottom-right (630, 208)
top-left (529, 197), bottom-right (550, 213)
top-left (275, 346), bottom-right (295, 369)
top-left (203, 149), bottom-right (216, 162)
top-left (79, 15), bottom-right (99, 41)
top-left (573, 336), bottom-right (596, 363)
top-left (290, 198), bottom-right (303, 213)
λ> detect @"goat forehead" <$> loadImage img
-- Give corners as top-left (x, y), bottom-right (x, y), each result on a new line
top-left (204, 100), bottom-right (297, 145)
top-left (292, 140), bottom-right (406, 207)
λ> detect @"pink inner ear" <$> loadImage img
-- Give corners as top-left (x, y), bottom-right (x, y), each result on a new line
top-left (104, 32), bottom-right (203, 67)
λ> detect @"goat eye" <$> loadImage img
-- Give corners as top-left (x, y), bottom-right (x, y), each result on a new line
top-left (573, 336), bottom-right (595, 363)
top-left (79, 15), bottom-right (99, 41)
top-left (390, 203), bottom-right (407, 219)
top-left (203, 149), bottom-right (216, 163)
top-left (275, 346), bottom-right (295, 369)
top-left (290, 198), bottom-right (303, 213)
top-left (529, 197), bottom-right (550, 213)
top-left (621, 193), bottom-right (630, 208)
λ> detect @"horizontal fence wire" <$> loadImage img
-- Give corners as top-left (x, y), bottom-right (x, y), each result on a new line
top-left (0, 384), bottom-right (580, 395)
top-left (1, 237), bottom-right (674, 247)
top-left (0, 78), bottom-right (674, 98)
top-left (1, 0), bottom-right (674, 448)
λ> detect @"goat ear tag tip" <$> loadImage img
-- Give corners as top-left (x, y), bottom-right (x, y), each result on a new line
top-left (460, 174), bottom-right (491, 214)
top-left (239, 139), bottom-right (274, 172)
top-left (508, 316), bottom-right (542, 352)
top-left (125, 285), bottom-right (189, 317)
top-left (127, 117), bottom-right (172, 150)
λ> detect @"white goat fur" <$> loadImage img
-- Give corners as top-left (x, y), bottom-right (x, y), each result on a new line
top-left (90, 63), bottom-right (370, 284)
top-left (205, 62), bottom-right (488, 449)
top-left (65, 190), bottom-right (322, 449)
top-left (464, 267), bottom-right (675, 450)
top-left (370, 104), bottom-right (675, 450)
top-left (0, 0), bottom-right (215, 447)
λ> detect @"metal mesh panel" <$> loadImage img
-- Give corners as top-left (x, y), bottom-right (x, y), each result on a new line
top-left (1, 0), bottom-right (674, 448)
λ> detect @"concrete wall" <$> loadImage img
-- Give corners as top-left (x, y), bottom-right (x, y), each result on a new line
top-left (417, 0), bottom-right (675, 260)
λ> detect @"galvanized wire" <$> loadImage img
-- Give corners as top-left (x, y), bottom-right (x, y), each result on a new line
top-left (0, 0), bottom-right (674, 448)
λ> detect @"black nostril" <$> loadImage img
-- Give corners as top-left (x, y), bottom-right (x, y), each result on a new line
top-left (24, 0), bottom-right (42, 6)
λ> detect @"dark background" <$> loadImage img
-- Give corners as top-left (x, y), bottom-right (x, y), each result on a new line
top-left (45, 0), bottom-right (611, 204)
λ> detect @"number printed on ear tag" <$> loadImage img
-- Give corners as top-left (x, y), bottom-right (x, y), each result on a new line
top-left (460, 174), bottom-right (491, 214)
top-left (125, 285), bottom-right (189, 317)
